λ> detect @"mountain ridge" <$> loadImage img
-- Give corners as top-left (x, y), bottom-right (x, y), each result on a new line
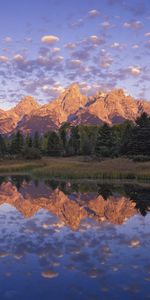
top-left (0, 84), bottom-right (150, 135)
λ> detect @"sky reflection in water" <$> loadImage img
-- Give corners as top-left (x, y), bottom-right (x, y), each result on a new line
top-left (0, 176), bottom-right (149, 300)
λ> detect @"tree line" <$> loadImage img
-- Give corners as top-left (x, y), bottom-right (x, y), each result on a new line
top-left (0, 112), bottom-right (150, 159)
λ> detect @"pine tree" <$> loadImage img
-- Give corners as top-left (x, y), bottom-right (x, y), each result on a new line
top-left (59, 122), bottom-right (70, 155)
top-left (136, 112), bottom-right (150, 128)
top-left (25, 134), bottom-right (32, 148)
top-left (33, 131), bottom-right (41, 149)
top-left (47, 131), bottom-right (61, 156)
top-left (95, 123), bottom-right (116, 157)
top-left (69, 126), bottom-right (80, 155)
top-left (0, 134), bottom-right (6, 157)
top-left (10, 131), bottom-right (24, 154)
top-left (122, 114), bottom-right (150, 156)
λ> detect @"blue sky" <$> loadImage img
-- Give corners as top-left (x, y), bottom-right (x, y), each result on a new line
top-left (0, 0), bottom-right (150, 109)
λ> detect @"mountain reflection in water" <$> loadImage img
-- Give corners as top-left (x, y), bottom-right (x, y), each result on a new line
top-left (0, 176), bottom-right (149, 300)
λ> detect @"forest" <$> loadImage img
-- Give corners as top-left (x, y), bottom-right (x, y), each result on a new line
top-left (0, 112), bottom-right (150, 160)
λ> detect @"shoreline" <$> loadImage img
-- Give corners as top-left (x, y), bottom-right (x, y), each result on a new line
top-left (1, 157), bottom-right (150, 181)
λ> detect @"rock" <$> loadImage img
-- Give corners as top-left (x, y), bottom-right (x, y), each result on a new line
top-left (0, 84), bottom-right (150, 134)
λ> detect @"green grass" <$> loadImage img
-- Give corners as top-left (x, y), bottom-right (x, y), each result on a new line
top-left (1, 156), bottom-right (150, 180)
top-left (0, 159), bottom-right (46, 174)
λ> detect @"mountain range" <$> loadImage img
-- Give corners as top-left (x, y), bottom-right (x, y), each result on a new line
top-left (0, 181), bottom-right (137, 230)
top-left (0, 83), bottom-right (150, 135)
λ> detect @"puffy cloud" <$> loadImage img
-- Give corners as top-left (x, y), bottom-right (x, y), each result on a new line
top-left (37, 54), bottom-right (64, 69)
top-left (21, 76), bottom-right (55, 94)
top-left (70, 9), bottom-right (100, 29)
top-left (127, 66), bottom-right (141, 76)
top-left (65, 43), bottom-right (76, 50)
top-left (101, 21), bottom-right (114, 30)
top-left (51, 47), bottom-right (61, 53)
top-left (100, 58), bottom-right (113, 68)
top-left (111, 42), bottom-right (125, 50)
top-left (42, 85), bottom-right (50, 92)
top-left (98, 51), bottom-right (113, 69)
top-left (88, 35), bottom-right (102, 44)
top-left (123, 21), bottom-right (143, 30)
top-left (145, 32), bottom-right (150, 37)
top-left (88, 9), bottom-right (100, 18)
top-left (4, 36), bottom-right (12, 43)
top-left (66, 59), bottom-right (82, 70)
top-left (0, 55), bottom-right (9, 63)
top-left (13, 54), bottom-right (25, 62)
top-left (132, 44), bottom-right (140, 49)
top-left (80, 35), bottom-right (105, 47)
top-left (41, 35), bottom-right (60, 44)
top-left (42, 82), bottom-right (64, 97)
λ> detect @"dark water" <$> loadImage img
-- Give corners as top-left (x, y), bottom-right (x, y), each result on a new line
top-left (0, 176), bottom-right (150, 300)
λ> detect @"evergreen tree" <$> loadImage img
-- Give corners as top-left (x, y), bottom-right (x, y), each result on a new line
top-left (0, 134), bottom-right (6, 157)
top-left (136, 112), bottom-right (150, 128)
top-left (10, 131), bottom-right (24, 154)
top-left (80, 129), bottom-right (91, 155)
top-left (123, 114), bottom-right (150, 156)
top-left (25, 133), bottom-right (32, 148)
top-left (59, 122), bottom-right (70, 155)
top-left (47, 131), bottom-right (61, 156)
top-left (79, 126), bottom-right (98, 155)
top-left (120, 121), bottom-right (134, 155)
top-left (68, 126), bottom-right (80, 155)
top-left (33, 131), bottom-right (41, 149)
top-left (95, 123), bottom-right (116, 157)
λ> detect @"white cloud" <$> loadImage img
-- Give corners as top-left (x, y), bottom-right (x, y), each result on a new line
top-left (65, 43), bottom-right (76, 50)
top-left (41, 35), bottom-right (60, 44)
top-left (132, 44), bottom-right (139, 49)
top-left (101, 21), bottom-right (114, 30)
top-left (13, 54), bottom-right (25, 62)
top-left (67, 59), bottom-right (82, 69)
top-left (88, 9), bottom-right (100, 17)
top-left (100, 60), bottom-right (112, 69)
top-left (123, 21), bottom-right (143, 30)
top-left (70, 59), bottom-right (81, 65)
top-left (145, 32), bottom-right (150, 37)
top-left (0, 55), bottom-right (9, 63)
top-left (4, 36), bottom-right (12, 43)
top-left (42, 83), bottom-right (64, 96)
top-left (111, 42), bottom-right (125, 50)
top-left (128, 66), bottom-right (141, 76)
top-left (99, 52), bottom-right (113, 69)
top-left (86, 35), bottom-right (104, 45)
top-left (51, 47), bottom-right (61, 53)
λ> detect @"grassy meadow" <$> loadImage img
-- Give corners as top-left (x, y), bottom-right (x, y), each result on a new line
top-left (1, 157), bottom-right (150, 180)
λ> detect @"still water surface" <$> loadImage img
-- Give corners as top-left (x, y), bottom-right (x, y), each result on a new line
top-left (0, 176), bottom-right (149, 300)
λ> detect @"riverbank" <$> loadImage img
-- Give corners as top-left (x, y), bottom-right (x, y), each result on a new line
top-left (1, 157), bottom-right (150, 180)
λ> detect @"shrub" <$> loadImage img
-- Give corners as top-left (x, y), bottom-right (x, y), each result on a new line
top-left (22, 147), bottom-right (42, 160)
top-left (132, 155), bottom-right (150, 162)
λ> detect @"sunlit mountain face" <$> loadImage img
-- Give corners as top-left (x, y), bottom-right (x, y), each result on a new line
top-left (0, 176), bottom-right (150, 228)
top-left (1, 86), bottom-right (150, 135)
top-left (0, 176), bottom-right (149, 299)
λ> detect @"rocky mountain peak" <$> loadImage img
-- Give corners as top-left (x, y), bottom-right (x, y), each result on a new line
top-left (65, 82), bottom-right (80, 93)
top-left (104, 89), bottom-right (126, 103)
top-left (58, 83), bottom-right (87, 115)
top-left (0, 84), bottom-right (150, 135)
top-left (12, 96), bottom-right (40, 117)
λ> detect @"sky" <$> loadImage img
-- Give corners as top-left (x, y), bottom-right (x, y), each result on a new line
top-left (0, 0), bottom-right (150, 109)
